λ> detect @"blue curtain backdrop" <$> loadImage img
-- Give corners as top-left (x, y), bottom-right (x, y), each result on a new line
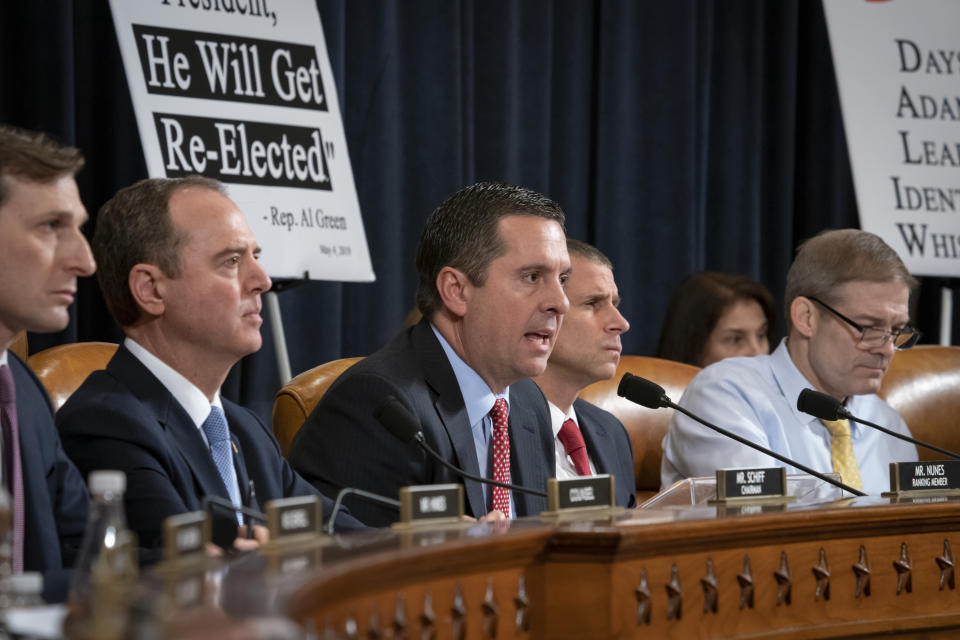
top-left (1, 1), bottom-right (955, 421)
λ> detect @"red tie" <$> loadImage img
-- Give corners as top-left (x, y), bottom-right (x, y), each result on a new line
top-left (558, 418), bottom-right (592, 476)
top-left (490, 398), bottom-right (511, 517)
top-left (0, 365), bottom-right (24, 574)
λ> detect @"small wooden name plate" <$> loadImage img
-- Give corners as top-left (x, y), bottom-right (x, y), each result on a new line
top-left (266, 495), bottom-right (323, 543)
top-left (544, 474), bottom-right (620, 516)
top-left (162, 511), bottom-right (210, 564)
top-left (713, 467), bottom-right (793, 504)
top-left (887, 460), bottom-right (960, 495)
top-left (398, 484), bottom-right (464, 525)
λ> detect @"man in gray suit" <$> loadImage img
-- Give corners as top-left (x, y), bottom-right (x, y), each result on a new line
top-left (290, 182), bottom-right (571, 526)
top-left (533, 239), bottom-right (636, 508)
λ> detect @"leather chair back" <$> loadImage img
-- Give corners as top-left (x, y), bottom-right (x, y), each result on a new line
top-left (27, 342), bottom-right (118, 411)
top-left (878, 345), bottom-right (960, 461)
top-left (580, 355), bottom-right (701, 500)
top-left (272, 357), bottom-right (363, 456)
top-left (9, 332), bottom-right (28, 360)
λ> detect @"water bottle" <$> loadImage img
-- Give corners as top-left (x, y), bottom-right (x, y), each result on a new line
top-left (67, 471), bottom-right (138, 639)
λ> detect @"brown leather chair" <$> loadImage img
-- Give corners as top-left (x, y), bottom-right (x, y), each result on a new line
top-left (272, 357), bottom-right (363, 456)
top-left (579, 355), bottom-right (701, 501)
top-left (879, 345), bottom-right (960, 462)
top-left (27, 342), bottom-right (118, 412)
top-left (9, 332), bottom-right (28, 360)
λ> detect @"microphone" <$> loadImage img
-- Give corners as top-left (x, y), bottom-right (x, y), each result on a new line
top-left (325, 488), bottom-right (400, 536)
top-left (797, 388), bottom-right (960, 461)
top-left (202, 495), bottom-right (268, 549)
top-left (616, 373), bottom-right (866, 497)
top-left (374, 395), bottom-right (548, 498)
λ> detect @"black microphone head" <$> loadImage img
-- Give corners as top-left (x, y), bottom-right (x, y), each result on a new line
top-left (374, 396), bottom-right (422, 444)
top-left (797, 388), bottom-right (844, 421)
top-left (617, 373), bottom-right (669, 409)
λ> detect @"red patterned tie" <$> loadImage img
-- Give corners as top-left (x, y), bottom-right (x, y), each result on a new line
top-left (489, 398), bottom-right (511, 517)
top-left (0, 365), bottom-right (24, 574)
top-left (558, 418), bottom-right (592, 476)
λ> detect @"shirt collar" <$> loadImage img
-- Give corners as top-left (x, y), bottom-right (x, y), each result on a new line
top-left (125, 337), bottom-right (222, 429)
top-left (547, 400), bottom-right (578, 437)
top-left (771, 338), bottom-right (863, 437)
top-left (0, 350), bottom-right (7, 367)
top-left (430, 324), bottom-right (509, 426)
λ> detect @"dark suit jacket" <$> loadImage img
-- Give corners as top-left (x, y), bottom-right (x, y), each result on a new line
top-left (8, 353), bottom-right (88, 603)
top-left (57, 345), bottom-right (362, 562)
top-left (573, 397), bottom-right (637, 509)
top-left (288, 320), bottom-right (556, 527)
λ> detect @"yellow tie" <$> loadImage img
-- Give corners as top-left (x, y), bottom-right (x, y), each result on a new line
top-left (821, 418), bottom-right (863, 491)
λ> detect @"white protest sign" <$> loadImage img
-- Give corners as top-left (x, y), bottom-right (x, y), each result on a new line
top-left (824, 0), bottom-right (960, 277)
top-left (108, 0), bottom-right (374, 282)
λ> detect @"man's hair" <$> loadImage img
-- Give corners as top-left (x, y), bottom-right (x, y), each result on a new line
top-left (0, 124), bottom-right (85, 208)
top-left (566, 238), bottom-right (613, 271)
top-left (656, 271), bottom-right (776, 367)
top-left (784, 228), bottom-right (918, 331)
top-left (94, 176), bottom-right (225, 327)
top-left (415, 182), bottom-right (566, 317)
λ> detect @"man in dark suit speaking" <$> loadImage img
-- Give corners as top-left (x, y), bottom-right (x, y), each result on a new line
top-left (58, 176), bottom-right (362, 559)
top-left (290, 182), bottom-right (571, 526)
top-left (0, 124), bottom-right (93, 602)
top-left (532, 239), bottom-right (636, 509)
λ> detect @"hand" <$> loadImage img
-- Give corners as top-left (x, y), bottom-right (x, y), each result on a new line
top-left (232, 524), bottom-right (269, 550)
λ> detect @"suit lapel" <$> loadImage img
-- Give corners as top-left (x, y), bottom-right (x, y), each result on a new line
top-left (108, 346), bottom-right (232, 504)
top-left (509, 381), bottom-right (552, 516)
top-left (414, 323), bottom-right (487, 517)
top-left (575, 401), bottom-right (617, 477)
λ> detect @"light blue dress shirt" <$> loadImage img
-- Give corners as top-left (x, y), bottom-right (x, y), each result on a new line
top-left (661, 340), bottom-right (917, 494)
top-left (431, 325), bottom-right (514, 518)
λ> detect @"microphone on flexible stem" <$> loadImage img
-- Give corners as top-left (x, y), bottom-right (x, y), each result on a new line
top-left (616, 373), bottom-right (867, 497)
top-left (797, 388), bottom-right (960, 460)
top-left (325, 488), bottom-right (400, 536)
top-left (203, 495), bottom-right (267, 524)
top-left (203, 495), bottom-right (268, 548)
top-left (374, 396), bottom-right (548, 498)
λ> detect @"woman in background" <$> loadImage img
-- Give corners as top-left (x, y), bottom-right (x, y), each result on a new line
top-left (656, 272), bottom-right (776, 367)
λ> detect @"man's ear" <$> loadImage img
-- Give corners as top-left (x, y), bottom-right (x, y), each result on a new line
top-left (790, 296), bottom-right (817, 339)
top-left (128, 264), bottom-right (166, 318)
top-left (435, 266), bottom-right (472, 318)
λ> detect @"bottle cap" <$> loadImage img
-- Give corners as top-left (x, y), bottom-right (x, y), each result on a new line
top-left (88, 470), bottom-right (126, 495)
top-left (9, 572), bottom-right (42, 595)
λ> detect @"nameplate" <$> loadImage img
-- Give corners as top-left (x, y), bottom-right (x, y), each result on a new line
top-left (162, 511), bottom-right (210, 563)
top-left (266, 495), bottom-right (323, 543)
top-left (547, 474), bottom-right (616, 512)
top-left (888, 460), bottom-right (960, 495)
top-left (398, 484), bottom-right (464, 524)
top-left (714, 467), bottom-right (788, 503)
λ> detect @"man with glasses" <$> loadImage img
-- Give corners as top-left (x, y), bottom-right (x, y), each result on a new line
top-left (661, 229), bottom-right (919, 494)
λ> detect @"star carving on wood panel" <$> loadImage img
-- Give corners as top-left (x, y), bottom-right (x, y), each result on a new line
top-left (893, 542), bottom-right (912, 595)
top-left (936, 539), bottom-right (955, 591)
top-left (666, 563), bottom-right (683, 620)
top-left (513, 575), bottom-right (530, 632)
top-left (393, 594), bottom-right (408, 639)
top-left (812, 547), bottom-right (831, 601)
top-left (701, 558), bottom-right (718, 614)
top-left (343, 613), bottom-right (358, 640)
top-left (737, 556), bottom-right (755, 610)
top-left (635, 568), bottom-right (652, 626)
top-left (852, 545), bottom-right (871, 598)
top-left (419, 592), bottom-right (436, 640)
top-left (451, 584), bottom-right (466, 640)
top-left (774, 551), bottom-right (792, 606)
top-left (482, 577), bottom-right (499, 638)
top-left (367, 608), bottom-right (382, 640)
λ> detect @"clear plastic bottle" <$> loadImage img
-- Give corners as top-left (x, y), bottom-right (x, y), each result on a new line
top-left (8, 573), bottom-right (42, 608)
top-left (67, 471), bottom-right (138, 639)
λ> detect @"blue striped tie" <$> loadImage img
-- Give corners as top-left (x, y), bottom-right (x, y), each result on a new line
top-left (201, 405), bottom-right (242, 525)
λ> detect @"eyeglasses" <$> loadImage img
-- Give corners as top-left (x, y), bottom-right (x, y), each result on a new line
top-left (806, 296), bottom-right (920, 350)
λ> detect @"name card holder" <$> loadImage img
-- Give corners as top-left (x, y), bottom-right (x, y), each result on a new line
top-left (884, 460), bottom-right (960, 497)
top-left (541, 474), bottom-right (624, 519)
top-left (710, 467), bottom-right (794, 505)
top-left (392, 484), bottom-right (465, 531)
top-left (161, 511), bottom-right (211, 566)
top-left (157, 512), bottom-right (213, 613)
top-left (263, 495), bottom-right (326, 552)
